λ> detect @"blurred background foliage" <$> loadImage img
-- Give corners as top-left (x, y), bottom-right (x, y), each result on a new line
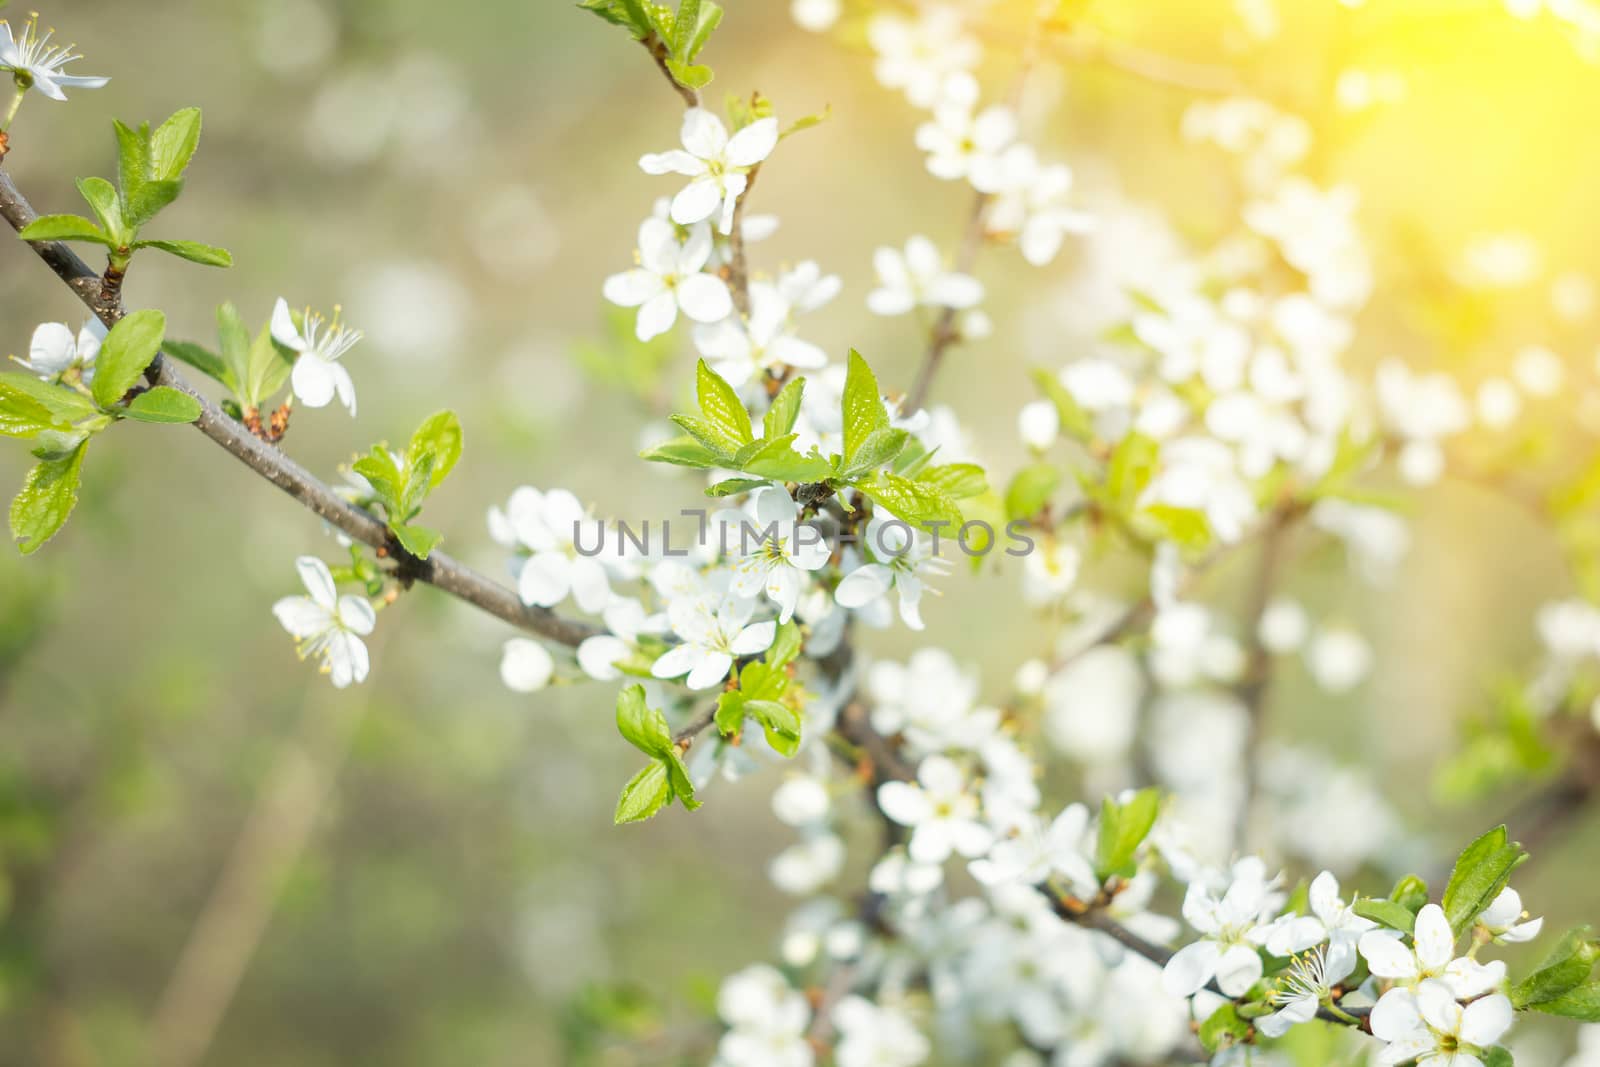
top-left (2, 0), bottom-right (1600, 1063)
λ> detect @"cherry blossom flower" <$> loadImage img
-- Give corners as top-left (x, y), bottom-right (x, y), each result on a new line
top-left (272, 556), bottom-right (376, 688)
top-left (726, 488), bottom-right (831, 622)
top-left (867, 236), bottom-right (984, 316)
top-left (1162, 857), bottom-right (1285, 997)
top-left (651, 592), bottom-right (776, 690)
top-left (914, 76), bottom-right (1017, 186)
top-left (1358, 903), bottom-right (1507, 1000)
top-left (693, 282), bottom-right (827, 386)
top-left (499, 638), bottom-right (553, 692)
top-left (640, 108), bottom-right (778, 234)
top-left (17, 317), bottom-right (103, 382)
top-left (969, 803), bottom-right (1097, 894)
top-left (715, 965), bottom-right (814, 1067)
top-left (490, 486), bottom-right (613, 614)
top-left (877, 755), bottom-right (993, 865)
top-left (1478, 886), bottom-right (1543, 943)
top-left (0, 16), bottom-right (108, 103)
top-left (867, 8), bottom-right (981, 108)
top-left (1258, 944), bottom-right (1347, 1039)
top-left (603, 217), bottom-right (733, 341)
top-left (834, 516), bottom-right (948, 630)
top-left (575, 596), bottom-right (664, 681)
top-left (984, 145), bottom-right (1095, 265)
top-left (1369, 979), bottom-right (1512, 1067)
top-left (832, 996), bottom-right (930, 1067)
top-left (271, 297), bottom-right (361, 416)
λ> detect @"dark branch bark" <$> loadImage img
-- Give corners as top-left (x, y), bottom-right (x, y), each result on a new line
top-left (0, 168), bottom-right (600, 650)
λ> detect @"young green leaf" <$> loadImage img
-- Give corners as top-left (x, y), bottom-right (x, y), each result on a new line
top-left (17, 214), bottom-right (112, 245)
top-left (918, 462), bottom-right (987, 500)
top-left (841, 349), bottom-right (889, 461)
top-left (855, 472), bottom-right (963, 533)
top-left (1005, 463), bottom-right (1061, 521)
top-left (391, 523), bottom-right (443, 560)
top-left (1093, 789), bottom-right (1160, 881)
top-left (639, 435), bottom-right (722, 469)
top-left (616, 684), bottom-right (675, 759)
top-left (1353, 897), bottom-right (1418, 934)
top-left (76, 176), bottom-right (128, 246)
top-left (149, 107), bottom-right (202, 181)
top-left (1389, 874), bottom-right (1430, 914)
top-left (10, 440), bottom-right (89, 555)
top-left (842, 426), bottom-right (909, 477)
top-left (132, 239), bottom-right (233, 267)
top-left (1512, 926), bottom-right (1598, 1008)
top-left (123, 386), bottom-right (201, 424)
top-left (695, 359), bottom-right (753, 448)
top-left (740, 435), bottom-right (832, 483)
top-left (0, 373), bottom-right (98, 423)
top-left (744, 699), bottom-right (801, 757)
top-left (161, 339), bottom-right (233, 391)
top-left (243, 322), bottom-right (294, 407)
top-left (1442, 826), bottom-right (1528, 935)
top-left (0, 384), bottom-right (67, 439)
top-left (614, 761), bottom-right (672, 824)
top-left (409, 410), bottom-right (463, 489)
top-left (763, 377), bottom-right (805, 439)
top-left (1529, 980), bottom-right (1600, 1022)
top-left (91, 309), bottom-right (166, 407)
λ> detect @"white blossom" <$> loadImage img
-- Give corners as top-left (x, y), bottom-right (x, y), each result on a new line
top-left (867, 236), bottom-right (984, 316)
top-left (603, 217), bottom-right (733, 341)
top-left (271, 298), bottom-right (361, 415)
top-left (651, 591), bottom-right (776, 690)
top-left (835, 516), bottom-right (948, 631)
top-left (877, 755), bottom-right (993, 865)
top-left (499, 638), bottom-right (553, 692)
top-left (17, 317), bottom-right (103, 381)
top-left (1358, 903), bottom-right (1508, 1001)
top-left (0, 16), bottom-right (108, 101)
top-left (1478, 886), bottom-right (1543, 943)
top-left (272, 556), bottom-right (376, 688)
top-left (1369, 979), bottom-right (1512, 1067)
top-left (727, 488), bottom-right (831, 623)
top-left (640, 108), bottom-right (778, 234)
top-left (1161, 857), bottom-right (1284, 997)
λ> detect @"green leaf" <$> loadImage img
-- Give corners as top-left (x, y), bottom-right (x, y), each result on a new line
top-left (1389, 875), bottom-right (1430, 914)
top-left (149, 107), bottom-right (202, 181)
top-left (763, 377), bottom-right (805, 439)
top-left (161, 339), bottom-right (232, 389)
top-left (17, 214), bottom-right (112, 245)
top-left (1107, 432), bottom-right (1159, 509)
top-left (1094, 789), bottom-right (1159, 881)
top-left (133, 239), bottom-right (233, 267)
top-left (918, 462), bottom-right (987, 500)
top-left (113, 118), bottom-right (153, 211)
top-left (0, 384), bottom-right (66, 439)
top-left (664, 59), bottom-right (713, 90)
top-left (740, 435), bottom-right (833, 483)
top-left (766, 620), bottom-right (802, 670)
top-left (10, 440), bottom-right (88, 555)
top-left (1442, 826), bottom-right (1528, 935)
top-left (695, 359), bottom-right (753, 448)
top-left (841, 349), bottom-right (889, 462)
top-left (0, 373), bottom-right (98, 422)
top-left (614, 761), bottom-right (672, 824)
top-left (124, 183), bottom-right (184, 231)
top-left (662, 748), bottom-right (701, 811)
top-left (1513, 926), bottom-right (1599, 1008)
top-left (391, 523), bottom-right (443, 560)
top-left (1531, 981), bottom-right (1600, 1022)
top-left (1481, 1049), bottom-right (1514, 1067)
top-left (352, 448), bottom-right (405, 506)
top-left (577, 0), bottom-right (652, 37)
top-left (1006, 462), bottom-right (1061, 521)
top-left (673, 0), bottom-right (701, 56)
top-left (76, 176), bottom-right (127, 245)
top-left (1352, 898), bottom-right (1418, 934)
top-left (122, 386), bottom-right (201, 423)
top-left (616, 684), bottom-right (674, 759)
top-left (706, 477), bottom-right (769, 497)
top-left (409, 410), bottom-right (463, 489)
top-left (639, 435), bottom-right (722, 469)
top-left (744, 699), bottom-right (801, 757)
top-left (243, 322), bottom-right (294, 407)
top-left (715, 690), bottom-right (748, 737)
top-left (843, 426), bottom-right (909, 477)
top-left (679, 0), bottom-right (721, 60)
top-left (1198, 1003), bottom-right (1250, 1055)
top-left (91, 309), bottom-right (166, 408)
top-left (856, 471), bottom-right (963, 533)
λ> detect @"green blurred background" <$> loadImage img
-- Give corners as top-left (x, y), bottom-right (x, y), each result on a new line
top-left (3, 0), bottom-right (1600, 1063)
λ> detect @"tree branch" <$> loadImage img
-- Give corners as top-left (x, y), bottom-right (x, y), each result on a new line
top-left (905, 190), bottom-right (990, 414)
top-left (643, 34), bottom-right (699, 108)
top-left (0, 168), bottom-right (600, 650)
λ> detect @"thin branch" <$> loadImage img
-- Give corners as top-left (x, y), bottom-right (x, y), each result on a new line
top-left (725, 161), bottom-right (760, 318)
top-left (905, 189), bottom-right (990, 414)
top-left (673, 701), bottom-right (718, 748)
top-left (0, 168), bottom-right (600, 650)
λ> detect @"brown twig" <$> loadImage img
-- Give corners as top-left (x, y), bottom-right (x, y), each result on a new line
top-left (725, 162), bottom-right (760, 317)
top-left (904, 190), bottom-right (990, 414)
top-left (0, 168), bottom-right (600, 650)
